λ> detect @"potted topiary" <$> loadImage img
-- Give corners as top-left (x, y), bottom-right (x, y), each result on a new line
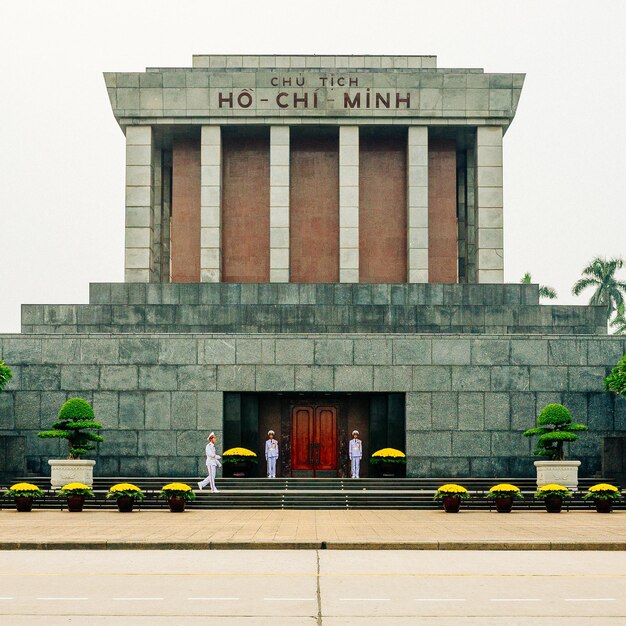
top-left (534, 483), bottom-right (572, 513)
top-left (369, 448), bottom-right (407, 478)
top-left (3, 482), bottom-right (44, 512)
top-left (485, 483), bottom-right (524, 513)
top-left (221, 447), bottom-right (258, 478)
top-left (434, 483), bottom-right (470, 513)
top-left (523, 403), bottom-right (588, 490)
top-left (582, 483), bottom-right (622, 513)
top-left (58, 482), bottom-right (93, 513)
top-left (106, 483), bottom-right (146, 512)
top-left (160, 482), bottom-right (196, 512)
top-left (37, 397), bottom-right (104, 488)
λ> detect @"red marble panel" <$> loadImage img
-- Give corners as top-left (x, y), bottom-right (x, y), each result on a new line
top-left (290, 133), bottom-right (339, 283)
top-left (222, 131), bottom-right (270, 282)
top-left (428, 139), bottom-right (458, 283)
top-left (359, 134), bottom-right (407, 282)
top-left (171, 138), bottom-right (201, 283)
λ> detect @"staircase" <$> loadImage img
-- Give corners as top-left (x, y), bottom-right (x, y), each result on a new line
top-left (2, 477), bottom-right (623, 511)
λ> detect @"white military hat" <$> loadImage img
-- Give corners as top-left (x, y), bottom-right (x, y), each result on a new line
top-left (352, 430), bottom-right (359, 435)
top-left (208, 432), bottom-right (216, 440)
top-left (268, 430), bottom-right (275, 435)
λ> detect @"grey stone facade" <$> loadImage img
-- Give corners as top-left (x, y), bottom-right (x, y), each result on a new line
top-left (21, 283), bottom-right (606, 335)
top-left (2, 325), bottom-right (624, 478)
top-left (3, 55), bottom-right (624, 481)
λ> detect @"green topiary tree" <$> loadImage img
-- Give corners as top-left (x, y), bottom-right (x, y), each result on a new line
top-left (523, 403), bottom-right (588, 461)
top-left (0, 359), bottom-right (12, 392)
top-left (38, 398), bottom-right (104, 459)
top-left (605, 355), bottom-right (626, 399)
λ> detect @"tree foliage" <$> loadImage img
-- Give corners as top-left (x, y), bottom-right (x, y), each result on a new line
top-left (523, 403), bottom-right (588, 461)
top-left (520, 272), bottom-right (557, 300)
top-left (37, 397), bottom-right (104, 459)
top-left (572, 256), bottom-right (626, 320)
top-left (610, 303), bottom-right (626, 335)
top-left (605, 355), bottom-right (626, 399)
top-left (0, 359), bottom-right (12, 393)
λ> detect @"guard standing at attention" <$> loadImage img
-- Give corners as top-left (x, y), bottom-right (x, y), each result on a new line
top-left (198, 432), bottom-right (221, 493)
top-left (265, 430), bottom-right (279, 478)
top-left (349, 430), bottom-right (363, 478)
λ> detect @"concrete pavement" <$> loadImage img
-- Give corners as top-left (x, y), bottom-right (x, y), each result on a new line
top-left (1, 509), bottom-right (626, 550)
top-left (1, 550), bottom-right (626, 624)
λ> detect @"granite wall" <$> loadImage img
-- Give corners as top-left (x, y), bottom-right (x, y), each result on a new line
top-left (21, 283), bottom-right (606, 335)
top-left (1, 333), bottom-right (624, 478)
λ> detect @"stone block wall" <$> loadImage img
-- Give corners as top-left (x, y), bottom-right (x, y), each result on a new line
top-left (20, 283), bottom-right (607, 335)
top-left (0, 333), bottom-right (624, 478)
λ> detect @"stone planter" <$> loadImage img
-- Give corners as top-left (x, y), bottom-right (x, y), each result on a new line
top-left (15, 496), bottom-right (34, 512)
top-left (534, 460), bottom-right (581, 491)
top-left (49, 459), bottom-right (96, 489)
top-left (442, 495), bottom-right (462, 513)
top-left (66, 494), bottom-right (85, 512)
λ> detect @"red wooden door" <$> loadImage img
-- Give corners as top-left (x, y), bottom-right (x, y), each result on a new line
top-left (291, 405), bottom-right (337, 476)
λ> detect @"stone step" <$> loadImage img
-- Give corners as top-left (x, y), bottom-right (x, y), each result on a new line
top-left (1, 492), bottom-right (621, 511)
top-left (4, 476), bottom-right (621, 510)
top-left (10, 476), bottom-right (615, 490)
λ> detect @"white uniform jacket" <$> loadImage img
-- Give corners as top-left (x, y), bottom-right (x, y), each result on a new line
top-left (265, 438), bottom-right (279, 459)
top-left (206, 442), bottom-right (221, 467)
top-left (349, 438), bottom-right (362, 459)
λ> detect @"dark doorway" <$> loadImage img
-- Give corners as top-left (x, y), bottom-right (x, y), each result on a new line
top-left (223, 392), bottom-right (405, 478)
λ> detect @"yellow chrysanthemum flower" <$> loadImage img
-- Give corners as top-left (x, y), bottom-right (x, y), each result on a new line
top-left (537, 484), bottom-right (569, 492)
top-left (371, 448), bottom-right (406, 458)
top-left (223, 447), bottom-right (257, 457)
top-left (109, 483), bottom-right (142, 493)
top-left (61, 482), bottom-right (90, 491)
top-left (162, 482), bottom-right (192, 492)
top-left (9, 483), bottom-right (40, 492)
top-left (437, 484), bottom-right (468, 493)
top-left (588, 483), bottom-right (618, 492)
top-left (489, 483), bottom-right (520, 493)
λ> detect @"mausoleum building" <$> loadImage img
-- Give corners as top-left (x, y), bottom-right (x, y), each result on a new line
top-left (1, 55), bottom-right (624, 480)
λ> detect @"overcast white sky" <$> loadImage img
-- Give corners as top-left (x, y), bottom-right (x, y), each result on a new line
top-left (0, 0), bottom-right (624, 333)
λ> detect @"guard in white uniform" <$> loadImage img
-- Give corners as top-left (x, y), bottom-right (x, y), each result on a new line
top-left (349, 430), bottom-right (362, 478)
top-left (198, 432), bottom-right (221, 493)
top-left (265, 430), bottom-right (279, 478)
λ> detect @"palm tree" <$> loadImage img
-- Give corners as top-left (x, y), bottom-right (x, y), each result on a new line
top-left (610, 303), bottom-right (626, 335)
top-left (572, 257), bottom-right (626, 319)
top-left (520, 272), bottom-right (557, 300)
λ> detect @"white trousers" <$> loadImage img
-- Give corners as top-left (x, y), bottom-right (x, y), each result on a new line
top-left (200, 464), bottom-right (218, 491)
top-left (351, 457), bottom-right (361, 478)
top-left (267, 457), bottom-right (277, 478)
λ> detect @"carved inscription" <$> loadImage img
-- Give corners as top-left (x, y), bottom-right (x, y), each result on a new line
top-left (214, 74), bottom-right (414, 111)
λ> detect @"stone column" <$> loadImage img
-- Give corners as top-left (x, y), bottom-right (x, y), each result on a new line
top-left (339, 126), bottom-right (359, 283)
top-left (270, 126), bottom-right (290, 282)
top-left (124, 126), bottom-right (154, 283)
top-left (200, 126), bottom-right (221, 283)
top-left (476, 126), bottom-right (504, 283)
top-left (407, 127), bottom-right (428, 282)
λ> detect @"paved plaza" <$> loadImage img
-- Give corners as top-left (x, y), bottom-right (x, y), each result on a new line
top-left (1, 509), bottom-right (626, 550)
top-left (0, 550), bottom-right (625, 624)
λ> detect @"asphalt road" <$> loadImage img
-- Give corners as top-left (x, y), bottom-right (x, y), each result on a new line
top-left (0, 550), bottom-right (625, 624)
